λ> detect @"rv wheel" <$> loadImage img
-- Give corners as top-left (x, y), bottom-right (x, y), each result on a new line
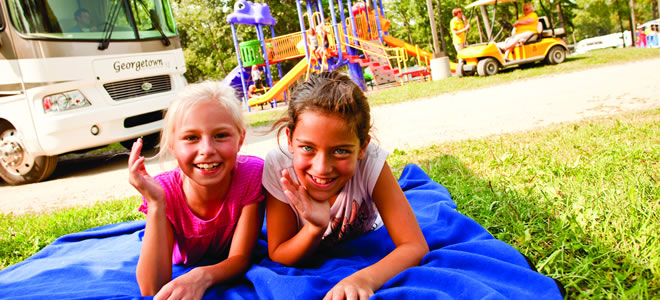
top-left (0, 125), bottom-right (58, 185)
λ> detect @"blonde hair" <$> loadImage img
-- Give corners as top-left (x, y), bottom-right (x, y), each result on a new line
top-left (157, 81), bottom-right (245, 165)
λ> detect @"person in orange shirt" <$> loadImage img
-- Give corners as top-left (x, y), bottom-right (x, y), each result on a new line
top-left (497, 2), bottom-right (538, 60)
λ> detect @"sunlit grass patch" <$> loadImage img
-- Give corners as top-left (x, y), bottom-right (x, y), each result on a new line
top-left (388, 108), bottom-right (659, 298)
top-left (0, 197), bottom-right (143, 270)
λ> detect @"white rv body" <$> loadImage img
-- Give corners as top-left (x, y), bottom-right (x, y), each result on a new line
top-left (0, 0), bottom-right (186, 184)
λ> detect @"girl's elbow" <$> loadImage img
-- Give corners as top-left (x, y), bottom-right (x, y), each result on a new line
top-left (137, 280), bottom-right (160, 297)
top-left (419, 243), bottom-right (430, 258)
top-left (269, 252), bottom-right (297, 267)
top-left (410, 241), bottom-right (429, 262)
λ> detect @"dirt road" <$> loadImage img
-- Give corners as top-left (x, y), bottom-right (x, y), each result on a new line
top-left (2, 58), bottom-right (659, 215)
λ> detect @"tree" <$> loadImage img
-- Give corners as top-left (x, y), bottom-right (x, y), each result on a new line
top-left (172, 0), bottom-right (304, 82)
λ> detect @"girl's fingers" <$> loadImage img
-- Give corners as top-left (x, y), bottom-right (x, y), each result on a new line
top-left (280, 169), bottom-right (299, 191)
top-left (283, 189), bottom-right (302, 213)
top-left (127, 138), bottom-right (143, 166)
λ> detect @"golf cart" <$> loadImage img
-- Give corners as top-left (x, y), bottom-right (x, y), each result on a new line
top-left (456, 0), bottom-right (568, 77)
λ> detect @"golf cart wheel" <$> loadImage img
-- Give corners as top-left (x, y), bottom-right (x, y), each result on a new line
top-left (120, 132), bottom-right (161, 151)
top-left (0, 124), bottom-right (58, 185)
top-left (546, 46), bottom-right (566, 65)
top-left (477, 58), bottom-right (499, 76)
top-left (456, 60), bottom-right (465, 77)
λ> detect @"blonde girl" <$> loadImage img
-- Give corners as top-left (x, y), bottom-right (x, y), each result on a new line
top-left (263, 71), bottom-right (428, 299)
top-left (128, 81), bottom-right (264, 299)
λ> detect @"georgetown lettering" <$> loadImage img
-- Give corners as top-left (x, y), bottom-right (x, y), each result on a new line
top-left (113, 59), bottom-right (164, 73)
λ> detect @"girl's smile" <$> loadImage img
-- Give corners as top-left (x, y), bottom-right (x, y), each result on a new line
top-left (172, 100), bottom-right (244, 190)
top-left (287, 111), bottom-right (367, 204)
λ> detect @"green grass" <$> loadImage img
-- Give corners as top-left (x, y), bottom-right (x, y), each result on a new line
top-left (246, 47), bottom-right (660, 127)
top-left (245, 108), bottom-right (287, 129)
top-left (387, 108), bottom-right (659, 298)
top-left (0, 197), bottom-right (144, 270)
top-left (2, 109), bottom-right (657, 298)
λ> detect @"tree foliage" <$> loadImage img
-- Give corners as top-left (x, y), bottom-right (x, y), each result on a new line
top-left (172, 0), bottom-right (301, 82)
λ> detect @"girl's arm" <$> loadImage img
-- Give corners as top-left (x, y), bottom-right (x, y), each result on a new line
top-left (135, 207), bottom-right (175, 296)
top-left (325, 162), bottom-right (429, 300)
top-left (266, 169), bottom-right (331, 266)
top-left (265, 192), bottom-right (325, 266)
top-left (129, 138), bottom-right (175, 296)
top-left (154, 201), bottom-right (265, 300)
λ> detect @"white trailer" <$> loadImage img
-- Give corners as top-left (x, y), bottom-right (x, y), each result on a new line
top-left (0, 0), bottom-right (186, 185)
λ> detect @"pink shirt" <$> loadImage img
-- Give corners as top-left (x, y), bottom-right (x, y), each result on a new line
top-left (139, 155), bottom-right (264, 265)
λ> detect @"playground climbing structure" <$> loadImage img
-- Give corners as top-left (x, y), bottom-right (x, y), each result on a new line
top-left (225, 0), bottom-right (434, 111)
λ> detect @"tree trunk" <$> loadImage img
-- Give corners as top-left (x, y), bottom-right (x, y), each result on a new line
top-left (556, 2), bottom-right (566, 30)
top-left (616, 0), bottom-right (627, 46)
top-left (404, 21), bottom-right (413, 44)
top-left (475, 10), bottom-right (484, 43)
top-left (630, 0), bottom-right (636, 47)
top-left (436, 0), bottom-right (447, 54)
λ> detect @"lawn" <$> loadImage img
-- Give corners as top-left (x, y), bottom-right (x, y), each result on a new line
top-left (2, 108), bottom-right (657, 298)
top-left (387, 108), bottom-right (659, 298)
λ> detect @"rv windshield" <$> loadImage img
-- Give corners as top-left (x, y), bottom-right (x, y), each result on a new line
top-left (6, 0), bottom-right (177, 41)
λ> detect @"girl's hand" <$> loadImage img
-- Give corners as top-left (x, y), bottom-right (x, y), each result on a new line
top-left (280, 169), bottom-right (330, 230)
top-left (324, 275), bottom-right (375, 300)
top-left (128, 138), bottom-right (165, 208)
top-left (153, 268), bottom-right (209, 300)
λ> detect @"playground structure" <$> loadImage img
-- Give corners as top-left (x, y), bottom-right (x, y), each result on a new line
top-left (224, 0), bottom-right (434, 111)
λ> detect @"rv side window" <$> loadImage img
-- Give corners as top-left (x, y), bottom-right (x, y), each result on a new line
top-left (129, 0), bottom-right (177, 39)
top-left (0, 9), bottom-right (4, 31)
top-left (5, 0), bottom-right (176, 40)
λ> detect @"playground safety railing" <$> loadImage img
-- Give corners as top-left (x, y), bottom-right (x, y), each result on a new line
top-left (338, 29), bottom-right (407, 84)
top-left (352, 11), bottom-right (380, 41)
top-left (264, 31), bottom-right (305, 63)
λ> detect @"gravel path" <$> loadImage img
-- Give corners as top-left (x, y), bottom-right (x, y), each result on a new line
top-left (2, 58), bottom-right (659, 215)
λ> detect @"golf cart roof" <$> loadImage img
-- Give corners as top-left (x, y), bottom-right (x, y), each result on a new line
top-left (465, 0), bottom-right (522, 9)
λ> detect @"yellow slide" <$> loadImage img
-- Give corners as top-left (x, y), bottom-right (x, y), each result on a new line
top-left (248, 59), bottom-right (308, 107)
top-left (382, 35), bottom-right (433, 62)
top-left (382, 35), bottom-right (457, 72)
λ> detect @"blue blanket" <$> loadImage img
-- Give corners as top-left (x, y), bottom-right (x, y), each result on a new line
top-left (0, 164), bottom-right (563, 299)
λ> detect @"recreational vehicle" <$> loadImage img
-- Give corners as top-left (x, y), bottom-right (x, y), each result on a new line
top-left (0, 0), bottom-right (186, 185)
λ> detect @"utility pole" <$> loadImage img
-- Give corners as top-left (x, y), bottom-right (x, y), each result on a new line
top-left (436, 0), bottom-right (447, 54)
top-left (426, 0), bottom-right (442, 57)
top-left (426, 0), bottom-right (450, 80)
top-left (630, 0), bottom-right (637, 47)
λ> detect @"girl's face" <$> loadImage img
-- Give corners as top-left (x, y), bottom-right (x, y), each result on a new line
top-left (172, 100), bottom-right (245, 189)
top-left (287, 111), bottom-right (368, 203)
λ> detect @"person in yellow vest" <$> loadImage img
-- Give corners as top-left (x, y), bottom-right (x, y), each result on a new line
top-left (497, 2), bottom-right (539, 60)
top-left (450, 8), bottom-right (470, 52)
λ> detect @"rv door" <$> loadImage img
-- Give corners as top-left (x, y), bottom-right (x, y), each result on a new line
top-left (0, 4), bottom-right (58, 185)
top-left (0, 2), bottom-right (24, 97)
